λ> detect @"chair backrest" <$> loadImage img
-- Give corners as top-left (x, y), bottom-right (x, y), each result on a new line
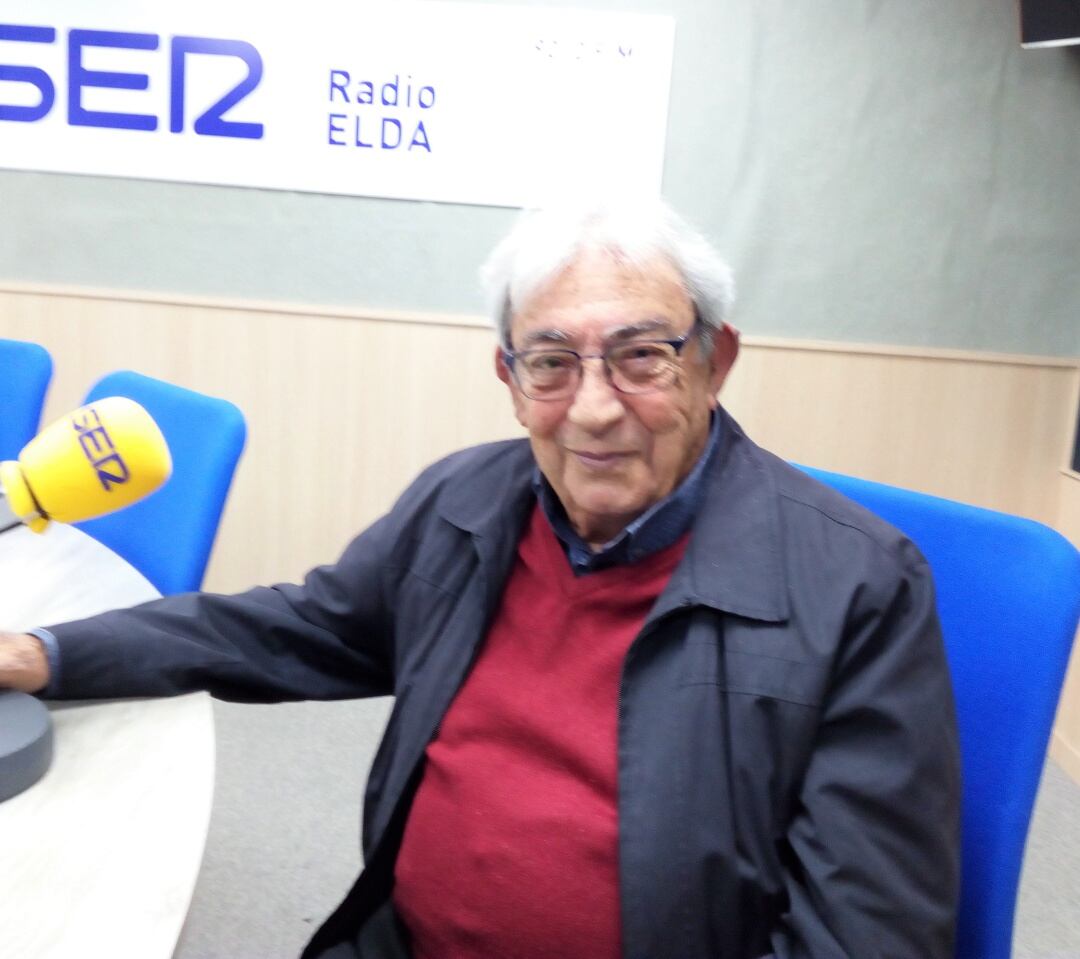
top-left (798, 465), bottom-right (1080, 959)
top-left (76, 371), bottom-right (246, 595)
top-left (0, 338), bottom-right (53, 460)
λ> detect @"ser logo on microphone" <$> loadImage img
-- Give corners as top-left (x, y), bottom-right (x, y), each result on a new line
top-left (73, 408), bottom-right (130, 492)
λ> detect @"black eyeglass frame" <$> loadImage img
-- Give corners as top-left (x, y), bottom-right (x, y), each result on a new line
top-left (502, 319), bottom-right (702, 402)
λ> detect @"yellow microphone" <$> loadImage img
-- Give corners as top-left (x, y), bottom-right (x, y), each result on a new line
top-left (0, 397), bottom-right (172, 535)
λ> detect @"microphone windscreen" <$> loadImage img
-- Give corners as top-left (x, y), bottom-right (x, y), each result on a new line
top-left (1, 397), bottom-right (172, 531)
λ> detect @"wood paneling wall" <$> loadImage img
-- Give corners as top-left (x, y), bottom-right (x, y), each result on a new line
top-left (1051, 471), bottom-right (1080, 783)
top-left (724, 339), bottom-right (1078, 526)
top-left (2, 283), bottom-right (1078, 777)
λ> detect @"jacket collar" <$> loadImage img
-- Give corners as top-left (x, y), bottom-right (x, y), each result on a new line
top-left (658, 409), bottom-right (790, 623)
top-left (438, 408), bottom-right (790, 624)
top-left (438, 440), bottom-right (536, 589)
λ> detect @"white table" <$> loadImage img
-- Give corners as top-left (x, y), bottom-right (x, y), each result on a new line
top-left (0, 523), bottom-right (215, 959)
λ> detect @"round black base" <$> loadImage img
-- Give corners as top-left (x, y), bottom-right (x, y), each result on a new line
top-left (0, 689), bottom-right (53, 803)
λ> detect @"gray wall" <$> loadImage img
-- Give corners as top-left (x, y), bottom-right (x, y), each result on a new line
top-left (1, 0), bottom-right (1078, 356)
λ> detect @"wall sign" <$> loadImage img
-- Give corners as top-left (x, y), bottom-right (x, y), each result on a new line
top-left (0, 1), bottom-right (675, 207)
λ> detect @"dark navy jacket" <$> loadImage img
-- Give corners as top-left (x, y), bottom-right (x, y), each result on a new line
top-left (49, 410), bottom-right (961, 959)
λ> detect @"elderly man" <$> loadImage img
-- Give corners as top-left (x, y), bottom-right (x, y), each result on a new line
top-left (0, 200), bottom-right (959, 959)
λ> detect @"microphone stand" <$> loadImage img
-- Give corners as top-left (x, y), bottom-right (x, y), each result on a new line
top-left (0, 490), bottom-right (20, 535)
top-left (0, 480), bottom-right (54, 803)
top-left (0, 483), bottom-right (53, 799)
top-left (0, 689), bottom-right (53, 803)
top-left (0, 475), bottom-right (46, 536)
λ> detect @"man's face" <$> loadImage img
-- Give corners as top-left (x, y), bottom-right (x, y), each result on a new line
top-left (495, 249), bottom-right (738, 549)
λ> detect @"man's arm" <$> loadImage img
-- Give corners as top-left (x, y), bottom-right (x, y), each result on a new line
top-left (1, 448), bottom-right (472, 706)
top-left (0, 632), bottom-right (49, 693)
top-left (771, 543), bottom-right (961, 958)
top-left (7, 497), bottom-right (418, 704)
top-left (39, 512), bottom-right (401, 704)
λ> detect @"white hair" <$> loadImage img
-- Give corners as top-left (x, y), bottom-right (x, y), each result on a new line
top-left (480, 197), bottom-right (736, 348)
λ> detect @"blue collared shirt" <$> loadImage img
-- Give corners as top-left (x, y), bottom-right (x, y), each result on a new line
top-left (28, 626), bottom-right (62, 698)
top-left (532, 412), bottom-right (723, 575)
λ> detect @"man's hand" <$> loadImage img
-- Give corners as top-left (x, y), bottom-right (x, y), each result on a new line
top-left (0, 632), bottom-right (50, 693)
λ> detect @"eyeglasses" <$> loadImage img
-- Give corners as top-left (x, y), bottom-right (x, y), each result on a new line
top-left (503, 323), bottom-right (700, 401)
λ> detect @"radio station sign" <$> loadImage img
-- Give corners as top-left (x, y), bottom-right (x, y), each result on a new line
top-left (0, 1), bottom-right (675, 207)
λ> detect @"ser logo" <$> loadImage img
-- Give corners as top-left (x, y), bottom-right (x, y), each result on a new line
top-left (0, 25), bottom-right (263, 139)
top-left (73, 407), bottom-right (130, 492)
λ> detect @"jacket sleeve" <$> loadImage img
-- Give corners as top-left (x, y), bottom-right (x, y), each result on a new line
top-left (770, 542), bottom-right (962, 959)
top-left (45, 509), bottom-right (403, 704)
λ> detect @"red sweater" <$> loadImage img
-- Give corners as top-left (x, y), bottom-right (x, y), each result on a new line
top-left (393, 503), bottom-right (689, 959)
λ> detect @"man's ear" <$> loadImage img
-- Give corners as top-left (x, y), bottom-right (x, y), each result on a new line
top-left (706, 323), bottom-right (740, 408)
top-left (494, 346), bottom-right (528, 427)
top-left (494, 345), bottom-right (512, 385)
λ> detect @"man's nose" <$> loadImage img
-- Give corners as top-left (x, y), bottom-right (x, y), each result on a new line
top-left (567, 358), bottom-right (625, 432)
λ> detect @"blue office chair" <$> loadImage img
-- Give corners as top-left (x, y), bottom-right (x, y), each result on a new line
top-left (0, 338), bottom-right (53, 460)
top-left (76, 371), bottom-right (246, 595)
top-left (799, 465), bottom-right (1080, 959)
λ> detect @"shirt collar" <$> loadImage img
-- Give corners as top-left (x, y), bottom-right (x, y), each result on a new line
top-left (532, 412), bottom-right (724, 574)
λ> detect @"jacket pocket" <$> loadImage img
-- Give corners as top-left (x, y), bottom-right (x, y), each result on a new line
top-left (678, 637), bottom-right (827, 708)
